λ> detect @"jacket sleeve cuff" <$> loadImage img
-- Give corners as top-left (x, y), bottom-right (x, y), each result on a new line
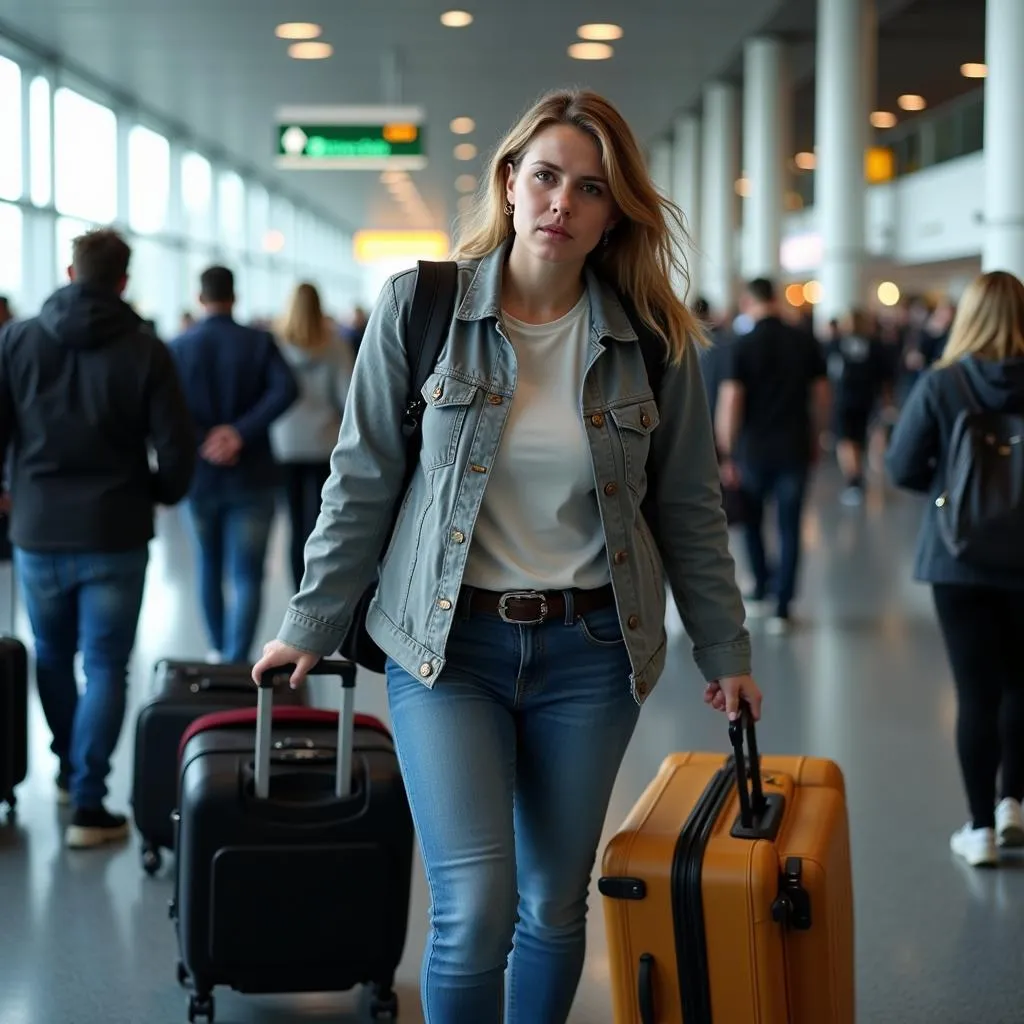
top-left (277, 609), bottom-right (348, 658)
top-left (692, 637), bottom-right (752, 683)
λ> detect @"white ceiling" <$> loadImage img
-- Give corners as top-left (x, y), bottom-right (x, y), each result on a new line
top-left (0, 0), bottom-right (788, 233)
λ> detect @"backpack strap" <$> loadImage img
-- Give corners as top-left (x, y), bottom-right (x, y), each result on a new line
top-left (405, 260), bottom-right (460, 416)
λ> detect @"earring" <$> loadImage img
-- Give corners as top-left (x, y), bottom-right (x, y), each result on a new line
top-left (504, 201), bottom-right (514, 216)
top-left (602, 228), bottom-right (611, 247)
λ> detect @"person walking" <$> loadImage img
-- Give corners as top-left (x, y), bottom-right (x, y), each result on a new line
top-left (254, 90), bottom-right (760, 1024)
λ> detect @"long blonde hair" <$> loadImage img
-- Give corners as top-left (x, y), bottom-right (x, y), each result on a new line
top-left (279, 282), bottom-right (330, 351)
top-left (452, 89), bottom-right (703, 363)
top-left (938, 271), bottom-right (1024, 366)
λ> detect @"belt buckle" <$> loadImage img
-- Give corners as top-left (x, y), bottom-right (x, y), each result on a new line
top-left (497, 590), bottom-right (549, 625)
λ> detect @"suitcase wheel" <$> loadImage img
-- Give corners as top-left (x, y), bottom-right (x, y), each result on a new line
top-left (187, 993), bottom-right (214, 1023)
top-left (369, 983), bottom-right (399, 1020)
top-left (141, 844), bottom-right (163, 876)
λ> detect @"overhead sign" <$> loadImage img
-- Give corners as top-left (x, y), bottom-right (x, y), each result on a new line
top-left (275, 105), bottom-right (427, 170)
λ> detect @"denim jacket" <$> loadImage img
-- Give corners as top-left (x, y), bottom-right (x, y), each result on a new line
top-left (278, 245), bottom-right (750, 703)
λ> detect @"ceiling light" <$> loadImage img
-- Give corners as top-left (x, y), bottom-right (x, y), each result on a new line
top-left (961, 62), bottom-right (987, 79)
top-left (262, 230), bottom-right (286, 254)
top-left (784, 283), bottom-right (805, 307)
top-left (577, 23), bottom-right (623, 41)
top-left (734, 177), bottom-right (751, 197)
top-left (450, 117), bottom-right (476, 135)
top-left (877, 281), bottom-right (901, 307)
top-left (275, 22), bottom-right (322, 40)
top-left (898, 94), bottom-right (927, 112)
top-left (794, 151), bottom-right (816, 171)
top-left (568, 42), bottom-right (614, 60)
top-left (455, 174), bottom-right (477, 193)
top-left (454, 143), bottom-right (477, 161)
top-left (288, 41), bottom-right (333, 60)
top-left (870, 110), bottom-right (897, 129)
top-left (441, 10), bottom-right (473, 28)
top-left (803, 280), bottom-right (822, 305)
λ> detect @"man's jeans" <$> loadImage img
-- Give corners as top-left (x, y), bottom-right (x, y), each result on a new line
top-left (385, 599), bottom-right (641, 1024)
top-left (740, 461), bottom-right (809, 618)
top-left (15, 547), bottom-right (149, 809)
top-left (187, 489), bottom-right (276, 663)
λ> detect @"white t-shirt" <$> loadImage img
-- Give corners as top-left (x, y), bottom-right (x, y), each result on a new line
top-left (463, 292), bottom-right (611, 592)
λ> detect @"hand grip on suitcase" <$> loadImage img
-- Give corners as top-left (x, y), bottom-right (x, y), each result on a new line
top-left (254, 659), bottom-right (357, 801)
top-left (728, 703), bottom-right (784, 840)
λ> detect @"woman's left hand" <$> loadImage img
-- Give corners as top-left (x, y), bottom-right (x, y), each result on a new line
top-left (704, 674), bottom-right (762, 721)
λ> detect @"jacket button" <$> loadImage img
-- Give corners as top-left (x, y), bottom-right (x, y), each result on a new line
top-left (590, 413), bottom-right (605, 428)
top-left (471, 464), bottom-right (487, 474)
top-left (488, 394), bottom-right (504, 405)
top-left (627, 615), bottom-right (640, 630)
top-left (452, 530), bottom-right (466, 543)
top-left (640, 411), bottom-right (652, 428)
top-left (419, 663), bottom-right (433, 678)
top-left (432, 386), bottom-right (443, 400)
top-left (438, 599), bottom-right (453, 611)
top-left (614, 550), bottom-right (628, 565)
top-left (604, 482), bottom-right (618, 497)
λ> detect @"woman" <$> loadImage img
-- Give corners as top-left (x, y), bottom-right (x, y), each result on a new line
top-left (270, 282), bottom-right (354, 590)
top-left (254, 90), bottom-right (761, 1022)
top-left (887, 270), bottom-right (1024, 868)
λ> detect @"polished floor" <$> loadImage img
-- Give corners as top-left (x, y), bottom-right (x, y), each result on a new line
top-left (1, 472), bottom-right (1023, 1024)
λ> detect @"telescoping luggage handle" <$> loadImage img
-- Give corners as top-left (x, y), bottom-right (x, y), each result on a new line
top-left (254, 659), bottom-right (357, 801)
top-left (728, 704), bottom-right (785, 841)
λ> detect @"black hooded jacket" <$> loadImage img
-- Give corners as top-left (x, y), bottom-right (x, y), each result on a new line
top-left (0, 283), bottom-right (195, 552)
top-left (887, 355), bottom-right (1024, 589)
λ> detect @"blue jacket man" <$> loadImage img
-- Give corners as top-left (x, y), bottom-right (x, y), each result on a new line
top-left (171, 266), bottom-right (297, 663)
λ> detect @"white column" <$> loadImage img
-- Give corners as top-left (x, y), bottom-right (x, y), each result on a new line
top-left (672, 113), bottom-right (701, 298)
top-left (742, 37), bottom-right (785, 280)
top-left (982, 0), bottom-right (1024, 275)
top-left (648, 138), bottom-right (673, 197)
top-left (815, 0), bottom-right (870, 323)
top-left (701, 82), bottom-right (739, 315)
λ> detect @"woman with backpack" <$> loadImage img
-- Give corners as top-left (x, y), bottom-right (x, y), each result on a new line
top-left (887, 270), bottom-right (1024, 867)
top-left (253, 89), bottom-right (761, 1022)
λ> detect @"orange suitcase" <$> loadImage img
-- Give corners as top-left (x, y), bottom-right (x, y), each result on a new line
top-left (599, 713), bottom-right (854, 1024)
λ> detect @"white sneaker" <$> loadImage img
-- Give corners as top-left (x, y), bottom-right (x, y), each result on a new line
top-left (765, 615), bottom-right (792, 636)
top-left (205, 650), bottom-right (223, 665)
top-left (744, 597), bottom-right (773, 618)
top-left (950, 823), bottom-right (998, 867)
top-left (995, 798), bottom-right (1024, 848)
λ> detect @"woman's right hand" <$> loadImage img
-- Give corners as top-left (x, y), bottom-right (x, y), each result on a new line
top-left (252, 640), bottom-right (321, 690)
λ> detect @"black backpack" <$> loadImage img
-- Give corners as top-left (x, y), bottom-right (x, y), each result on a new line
top-left (340, 261), bottom-right (666, 672)
top-left (936, 364), bottom-right (1024, 568)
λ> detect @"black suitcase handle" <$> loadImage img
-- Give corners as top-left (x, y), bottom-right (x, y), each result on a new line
top-left (638, 952), bottom-right (656, 1024)
top-left (728, 704), bottom-right (785, 841)
top-left (255, 659), bottom-right (356, 800)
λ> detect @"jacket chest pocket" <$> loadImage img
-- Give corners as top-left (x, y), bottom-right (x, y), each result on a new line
top-left (419, 372), bottom-right (479, 470)
top-left (609, 400), bottom-right (660, 496)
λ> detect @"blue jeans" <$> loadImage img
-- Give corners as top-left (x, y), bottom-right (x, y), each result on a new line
top-left (14, 547), bottom-right (149, 808)
top-left (187, 489), bottom-right (276, 663)
top-left (740, 462), bottom-right (809, 617)
top-left (385, 598), bottom-right (641, 1024)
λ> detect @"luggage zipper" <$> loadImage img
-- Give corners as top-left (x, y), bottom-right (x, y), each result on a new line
top-left (671, 759), bottom-right (736, 1024)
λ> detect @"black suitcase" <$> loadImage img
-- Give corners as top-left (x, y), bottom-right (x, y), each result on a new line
top-left (172, 660), bottom-right (413, 1023)
top-left (0, 635), bottom-right (28, 817)
top-left (131, 659), bottom-right (305, 875)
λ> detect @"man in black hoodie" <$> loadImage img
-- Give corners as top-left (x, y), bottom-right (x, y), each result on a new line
top-left (0, 228), bottom-right (195, 848)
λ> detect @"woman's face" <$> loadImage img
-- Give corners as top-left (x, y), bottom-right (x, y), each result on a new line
top-left (505, 124), bottom-right (618, 266)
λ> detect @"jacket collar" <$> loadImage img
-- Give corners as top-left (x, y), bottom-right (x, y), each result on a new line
top-left (456, 240), bottom-right (637, 343)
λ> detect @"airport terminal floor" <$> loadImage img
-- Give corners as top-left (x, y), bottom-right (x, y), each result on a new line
top-left (0, 468), bottom-right (1022, 1024)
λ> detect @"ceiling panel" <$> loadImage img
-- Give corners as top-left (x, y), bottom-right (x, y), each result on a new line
top-left (0, 0), bottom-right (787, 233)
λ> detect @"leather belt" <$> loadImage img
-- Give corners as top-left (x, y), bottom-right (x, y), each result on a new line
top-left (459, 583), bottom-right (616, 625)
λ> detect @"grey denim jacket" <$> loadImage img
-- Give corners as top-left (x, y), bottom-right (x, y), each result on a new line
top-left (278, 244), bottom-right (750, 703)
